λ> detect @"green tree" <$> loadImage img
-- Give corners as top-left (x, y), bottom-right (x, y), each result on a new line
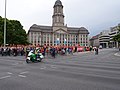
top-left (0, 16), bottom-right (4, 45)
top-left (0, 16), bottom-right (29, 45)
top-left (113, 25), bottom-right (120, 46)
top-left (0, 31), bottom-right (3, 45)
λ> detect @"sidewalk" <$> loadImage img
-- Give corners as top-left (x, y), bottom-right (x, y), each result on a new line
top-left (73, 51), bottom-right (92, 55)
top-left (43, 51), bottom-right (90, 59)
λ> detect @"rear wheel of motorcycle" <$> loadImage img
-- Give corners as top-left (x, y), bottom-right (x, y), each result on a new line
top-left (26, 59), bottom-right (29, 63)
top-left (38, 58), bottom-right (42, 62)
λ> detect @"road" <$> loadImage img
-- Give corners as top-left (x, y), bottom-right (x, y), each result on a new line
top-left (0, 48), bottom-right (120, 90)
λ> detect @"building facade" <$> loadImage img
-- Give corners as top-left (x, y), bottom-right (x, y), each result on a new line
top-left (28, 0), bottom-right (89, 46)
top-left (99, 30), bottom-right (110, 48)
top-left (89, 24), bottom-right (120, 48)
top-left (89, 34), bottom-right (100, 47)
top-left (109, 25), bottom-right (120, 48)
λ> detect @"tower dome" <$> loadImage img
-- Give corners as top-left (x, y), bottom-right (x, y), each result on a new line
top-left (54, 0), bottom-right (63, 6)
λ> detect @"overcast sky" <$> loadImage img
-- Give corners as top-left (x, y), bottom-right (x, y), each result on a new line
top-left (0, 0), bottom-right (120, 36)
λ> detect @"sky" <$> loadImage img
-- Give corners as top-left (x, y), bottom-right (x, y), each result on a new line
top-left (0, 0), bottom-right (120, 36)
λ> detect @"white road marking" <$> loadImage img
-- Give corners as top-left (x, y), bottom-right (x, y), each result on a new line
top-left (0, 71), bottom-right (29, 79)
top-left (0, 59), bottom-right (17, 62)
top-left (0, 75), bottom-right (11, 80)
top-left (18, 75), bottom-right (26, 78)
top-left (0, 59), bottom-right (25, 65)
top-left (7, 72), bottom-right (13, 75)
top-left (51, 65), bottom-right (57, 69)
top-left (20, 71), bottom-right (29, 74)
top-left (40, 66), bottom-right (46, 69)
top-left (12, 62), bottom-right (19, 65)
top-left (114, 53), bottom-right (120, 56)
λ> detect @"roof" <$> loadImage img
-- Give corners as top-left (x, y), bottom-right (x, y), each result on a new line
top-left (29, 24), bottom-right (52, 32)
top-left (90, 34), bottom-right (100, 40)
top-left (68, 27), bottom-right (89, 34)
top-left (28, 24), bottom-right (89, 34)
top-left (54, 0), bottom-right (63, 7)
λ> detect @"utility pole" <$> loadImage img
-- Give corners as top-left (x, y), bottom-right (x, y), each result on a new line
top-left (4, 0), bottom-right (7, 48)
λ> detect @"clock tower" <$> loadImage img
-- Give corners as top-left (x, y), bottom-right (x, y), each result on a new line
top-left (52, 0), bottom-right (65, 26)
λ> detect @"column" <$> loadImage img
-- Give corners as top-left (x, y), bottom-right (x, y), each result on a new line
top-left (78, 34), bottom-right (80, 45)
top-left (106, 42), bottom-right (108, 48)
top-left (75, 35), bottom-right (76, 45)
top-left (81, 35), bottom-right (83, 46)
top-left (36, 33), bottom-right (38, 45)
top-left (49, 34), bottom-right (50, 46)
top-left (42, 33), bottom-right (44, 46)
top-left (59, 32), bottom-right (60, 45)
top-left (46, 34), bottom-right (47, 45)
top-left (33, 32), bottom-right (35, 45)
top-left (117, 42), bottom-right (119, 48)
top-left (63, 34), bottom-right (64, 45)
top-left (29, 32), bottom-right (31, 44)
top-left (40, 33), bottom-right (41, 45)
top-left (55, 34), bottom-right (57, 46)
top-left (52, 33), bottom-right (54, 46)
top-left (67, 34), bottom-right (68, 46)
top-left (63, 34), bottom-right (65, 45)
top-left (61, 34), bottom-right (63, 45)
top-left (84, 34), bottom-right (86, 46)
top-left (70, 34), bottom-right (71, 45)
top-left (86, 35), bottom-right (88, 46)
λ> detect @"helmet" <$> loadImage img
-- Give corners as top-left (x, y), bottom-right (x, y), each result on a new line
top-left (30, 50), bottom-right (34, 53)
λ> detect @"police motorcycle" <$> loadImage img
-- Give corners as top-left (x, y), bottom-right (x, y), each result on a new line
top-left (26, 50), bottom-right (44, 63)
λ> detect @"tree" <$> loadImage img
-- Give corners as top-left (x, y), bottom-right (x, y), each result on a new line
top-left (0, 31), bottom-right (3, 45)
top-left (0, 16), bottom-right (4, 45)
top-left (0, 16), bottom-right (29, 45)
top-left (113, 25), bottom-right (120, 46)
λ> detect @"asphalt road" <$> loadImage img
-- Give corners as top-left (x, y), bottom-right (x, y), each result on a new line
top-left (0, 48), bottom-right (120, 90)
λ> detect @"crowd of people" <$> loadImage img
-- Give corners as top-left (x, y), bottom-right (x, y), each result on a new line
top-left (0, 45), bottom-right (98, 57)
top-left (0, 46), bottom-right (25, 56)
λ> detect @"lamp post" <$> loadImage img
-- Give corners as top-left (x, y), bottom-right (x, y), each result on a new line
top-left (4, 0), bottom-right (7, 48)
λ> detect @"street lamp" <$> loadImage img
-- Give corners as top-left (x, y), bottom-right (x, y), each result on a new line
top-left (4, 0), bottom-right (7, 48)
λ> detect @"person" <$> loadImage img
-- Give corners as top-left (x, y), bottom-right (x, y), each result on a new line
top-left (28, 50), bottom-right (36, 62)
top-left (90, 46), bottom-right (93, 51)
top-left (75, 46), bottom-right (77, 52)
top-left (25, 47), bottom-right (30, 58)
top-left (95, 47), bottom-right (98, 55)
top-left (52, 47), bottom-right (56, 58)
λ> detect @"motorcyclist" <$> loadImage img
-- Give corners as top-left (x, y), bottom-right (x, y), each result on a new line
top-left (28, 50), bottom-right (36, 62)
top-left (26, 48), bottom-right (44, 63)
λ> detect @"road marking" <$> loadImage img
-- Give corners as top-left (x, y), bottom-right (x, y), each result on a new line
top-left (20, 71), bottom-right (29, 74)
top-left (51, 65), bottom-right (57, 69)
top-left (18, 75), bottom-right (26, 78)
top-left (114, 53), bottom-right (120, 56)
top-left (7, 72), bottom-right (13, 75)
top-left (40, 66), bottom-right (46, 69)
top-left (12, 62), bottom-right (19, 65)
top-left (0, 75), bottom-right (11, 80)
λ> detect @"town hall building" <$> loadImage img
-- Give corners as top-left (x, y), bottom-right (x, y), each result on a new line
top-left (28, 0), bottom-right (89, 46)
